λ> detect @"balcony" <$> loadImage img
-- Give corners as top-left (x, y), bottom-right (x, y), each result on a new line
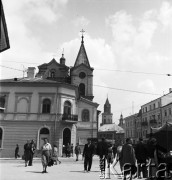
top-left (61, 114), bottom-right (78, 123)
top-left (141, 121), bottom-right (148, 126)
top-left (150, 119), bottom-right (157, 125)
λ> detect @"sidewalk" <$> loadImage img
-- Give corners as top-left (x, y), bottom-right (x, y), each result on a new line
top-left (0, 156), bottom-right (149, 180)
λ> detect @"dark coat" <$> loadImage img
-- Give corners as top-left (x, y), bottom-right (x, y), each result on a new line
top-left (135, 142), bottom-right (148, 163)
top-left (83, 143), bottom-right (95, 158)
top-left (96, 141), bottom-right (108, 157)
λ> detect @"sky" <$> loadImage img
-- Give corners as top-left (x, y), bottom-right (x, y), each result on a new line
top-left (1, 0), bottom-right (172, 123)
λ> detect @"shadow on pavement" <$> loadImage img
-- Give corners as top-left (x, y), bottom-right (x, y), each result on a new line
top-left (26, 171), bottom-right (43, 173)
top-left (70, 170), bottom-right (99, 173)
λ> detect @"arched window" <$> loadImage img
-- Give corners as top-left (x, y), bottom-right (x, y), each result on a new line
top-left (40, 128), bottom-right (49, 134)
top-left (0, 127), bottom-right (3, 148)
top-left (63, 101), bottom-right (71, 115)
top-left (0, 96), bottom-right (5, 113)
top-left (79, 83), bottom-right (85, 96)
top-left (42, 99), bottom-right (51, 113)
top-left (50, 69), bottom-right (56, 78)
top-left (39, 127), bottom-right (50, 149)
top-left (82, 109), bottom-right (89, 122)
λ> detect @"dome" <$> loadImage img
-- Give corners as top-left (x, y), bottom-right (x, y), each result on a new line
top-left (99, 123), bottom-right (124, 134)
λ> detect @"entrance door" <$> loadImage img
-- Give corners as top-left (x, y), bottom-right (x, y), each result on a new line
top-left (63, 128), bottom-right (71, 146)
top-left (39, 128), bottom-right (50, 149)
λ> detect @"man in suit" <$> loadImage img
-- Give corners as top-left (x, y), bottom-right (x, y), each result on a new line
top-left (83, 138), bottom-right (95, 172)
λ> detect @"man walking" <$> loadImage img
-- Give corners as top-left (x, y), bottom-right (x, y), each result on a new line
top-left (135, 137), bottom-right (148, 178)
top-left (83, 138), bottom-right (95, 172)
top-left (75, 143), bottom-right (81, 161)
top-left (28, 140), bottom-right (36, 166)
top-left (96, 138), bottom-right (108, 179)
top-left (121, 138), bottom-right (136, 180)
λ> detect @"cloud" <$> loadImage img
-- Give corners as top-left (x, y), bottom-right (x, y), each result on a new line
top-left (106, 9), bottom-right (160, 69)
top-left (72, 16), bottom-right (90, 27)
top-left (158, 1), bottom-right (172, 29)
top-left (137, 79), bottom-right (156, 93)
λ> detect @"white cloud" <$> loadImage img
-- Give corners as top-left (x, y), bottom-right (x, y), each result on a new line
top-left (137, 79), bottom-right (156, 93)
top-left (72, 16), bottom-right (90, 27)
top-left (158, 1), bottom-right (172, 29)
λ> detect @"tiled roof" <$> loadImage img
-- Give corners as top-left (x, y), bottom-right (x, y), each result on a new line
top-left (99, 123), bottom-right (124, 133)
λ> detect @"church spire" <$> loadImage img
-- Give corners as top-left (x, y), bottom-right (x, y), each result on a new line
top-left (104, 97), bottom-right (111, 113)
top-left (74, 29), bottom-right (91, 68)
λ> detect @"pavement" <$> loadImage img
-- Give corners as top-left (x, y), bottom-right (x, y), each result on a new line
top-left (0, 156), bottom-right (150, 180)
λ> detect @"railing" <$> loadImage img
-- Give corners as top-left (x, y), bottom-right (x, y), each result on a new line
top-left (150, 119), bottom-right (157, 124)
top-left (141, 121), bottom-right (148, 126)
top-left (61, 114), bottom-right (78, 122)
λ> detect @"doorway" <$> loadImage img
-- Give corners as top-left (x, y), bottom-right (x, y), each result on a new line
top-left (63, 128), bottom-right (71, 146)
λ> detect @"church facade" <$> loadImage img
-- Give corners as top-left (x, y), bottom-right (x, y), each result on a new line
top-left (0, 34), bottom-right (99, 157)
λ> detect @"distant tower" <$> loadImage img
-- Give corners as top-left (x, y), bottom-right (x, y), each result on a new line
top-left (118, 113), bottom-right (124, 127)
top-left (101, 98), bottom-right (113, 125)
top-left (70, 29), bottom-right (94, 101)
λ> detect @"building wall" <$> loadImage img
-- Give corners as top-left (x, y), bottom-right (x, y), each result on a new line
top-left (124, 114), bottom-right (137, 143)
top-left (0, 83), bottom-right (98, 157)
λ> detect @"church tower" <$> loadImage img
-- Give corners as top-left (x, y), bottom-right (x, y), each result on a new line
top-left (70, 30), bottom-right (94, 101)
top-left (101, 97), bottom-right (113, 125)
top-left (118, 113), bottom-right (124, 127)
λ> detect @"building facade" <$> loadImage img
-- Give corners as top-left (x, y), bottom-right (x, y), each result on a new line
top-left (141, 90), bottom-right (172, 140)
top-left (0, 35), bottom-right (99, 157)
top-left (124, 113), bottom-right (138, 144)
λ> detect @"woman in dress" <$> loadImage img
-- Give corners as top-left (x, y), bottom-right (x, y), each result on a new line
top-left (41, 138), bottom-right (52, 173)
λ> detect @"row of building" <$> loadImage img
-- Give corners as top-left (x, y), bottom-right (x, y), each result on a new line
top-left (120, 89), bottom-right (172, 144)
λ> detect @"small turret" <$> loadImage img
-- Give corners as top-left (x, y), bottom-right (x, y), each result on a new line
top-left (60, 53), bottom-right (66, 65)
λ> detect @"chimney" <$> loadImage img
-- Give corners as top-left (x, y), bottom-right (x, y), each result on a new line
top-left (27, 67), bottom-right (36, 78)
top-left (169, 88), bottom-right (172, 93)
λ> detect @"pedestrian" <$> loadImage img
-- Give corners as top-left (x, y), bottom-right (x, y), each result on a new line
top-left (52, 144), bottom-right (61, 165)
top-left (83, 138), bottom-right (95, 172)
top-left (110, 141), bottom-right (123, 177)
top-left (105, 143), bottom-right (114, 179)
top-left (24, 140), bottom-right (31, 167)
top-left (15, 144), bottom-right (20, 159)
top-left (66, 143), bottom-right (71, 157)
top-left (135, 137), bottom-right (148, 178)
top-left (96, 138), bottom-right (108, 179)
top-left (41, 138), bottom-right (52, 173)
top-left (28, 140), bottom-right (36, 166)
top-left (112, 142), bottom-right (117, 159)
top-left (120, 138), bottom-right (136, 180)
top-left (74, 143), bottom-right (81, 161)
top-left (70, 143), bottom-right (74, 157)
top-left (147, 137), bottom-right (157, 178)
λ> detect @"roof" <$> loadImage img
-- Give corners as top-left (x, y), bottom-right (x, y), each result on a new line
top-left (105, 97), bottom-right (110, 105)
top-left (99, 123), bottom-right (124, 134)
top-left (80, 97), bottom-right (99, 107)
top-left (0, 77), bottom-right (77, 89)
top-left (74, 40), bottom-right (90, 68)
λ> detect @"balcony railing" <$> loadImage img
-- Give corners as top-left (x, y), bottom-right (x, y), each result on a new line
top-left (61, 114), bottom-right (78, 122)
top-left (141, 121), bottom-right (148, 126)
top-left (150, 119), bottom-right (157, 124)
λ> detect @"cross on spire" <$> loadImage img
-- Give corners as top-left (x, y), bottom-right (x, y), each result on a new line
top-left (80, 29), bottom-right (85, 43)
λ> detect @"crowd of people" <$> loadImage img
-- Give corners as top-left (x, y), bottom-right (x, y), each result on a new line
top-left (16, 137), bottom-right (171, 178)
